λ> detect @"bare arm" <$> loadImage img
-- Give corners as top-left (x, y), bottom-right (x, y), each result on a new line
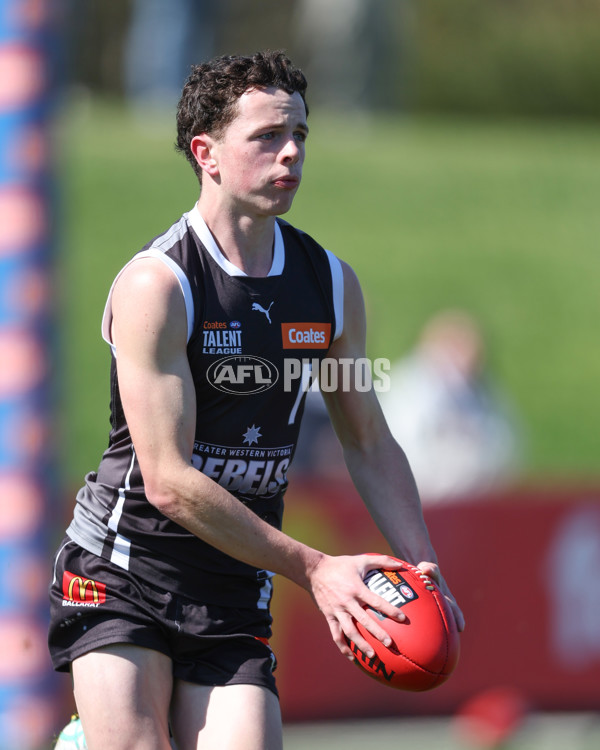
top-left (322, 261), bottom-right (465, 630)
top-left (110, 258), bottom-right (409, 658)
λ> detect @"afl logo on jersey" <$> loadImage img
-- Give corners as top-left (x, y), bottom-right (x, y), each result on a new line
top-left (207, 356), bottom-right (279, 395)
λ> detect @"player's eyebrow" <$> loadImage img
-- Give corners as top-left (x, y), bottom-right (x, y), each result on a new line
top-left (257, 119), bottom-right (309, 134)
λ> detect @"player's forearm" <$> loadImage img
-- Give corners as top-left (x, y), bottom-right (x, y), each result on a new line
top-left (145, 462), bottom-right (324, 590)
top-left (343, 437), bottom-right (437, 565)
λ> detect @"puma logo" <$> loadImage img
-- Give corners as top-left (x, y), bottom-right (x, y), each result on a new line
top-left (251, 301), bottom-right (274, 324)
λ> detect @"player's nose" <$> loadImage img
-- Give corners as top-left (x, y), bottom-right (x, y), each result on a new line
top-left (281, 136), bottom-right (302, 164)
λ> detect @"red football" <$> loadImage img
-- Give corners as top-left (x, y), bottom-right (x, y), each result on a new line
top-left (347, 558), bottom-right (460, 691)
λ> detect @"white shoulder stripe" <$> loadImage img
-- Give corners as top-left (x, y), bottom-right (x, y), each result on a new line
top-left (101, 248), bottom-right (195, 350)
top-left (139, 249), bottom-right (195, 342)
top-left (325, 249), bottom-right (344, 340)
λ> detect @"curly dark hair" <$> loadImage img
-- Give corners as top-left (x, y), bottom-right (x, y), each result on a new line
top-left (175, 50), bottom-right (308, 183)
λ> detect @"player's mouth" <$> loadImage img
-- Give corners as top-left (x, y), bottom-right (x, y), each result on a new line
top-left (273, 175), bottom-right (300, 189)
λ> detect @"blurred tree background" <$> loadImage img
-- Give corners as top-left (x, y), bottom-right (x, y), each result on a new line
top-left (411, 0), bottom-right (600, 118)
top-left (62, 0), bottom-right (600, 117)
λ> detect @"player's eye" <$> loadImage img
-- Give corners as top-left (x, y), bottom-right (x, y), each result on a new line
top-left (294, 131), bottom-right (308, 143)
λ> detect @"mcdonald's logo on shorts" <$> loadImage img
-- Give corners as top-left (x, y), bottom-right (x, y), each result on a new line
top-left (62, 570), bottom-right (106, 605)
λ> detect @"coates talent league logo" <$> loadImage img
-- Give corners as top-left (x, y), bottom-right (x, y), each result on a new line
top-left (62, 570), bottom-right (106, 606)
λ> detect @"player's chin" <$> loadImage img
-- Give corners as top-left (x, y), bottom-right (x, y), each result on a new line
top-left (272, 184), bottom-right (300, 207)
top-left (275, 196), bottom-right (297, 215)
top-left (257, 197), bottom-right (296, 218)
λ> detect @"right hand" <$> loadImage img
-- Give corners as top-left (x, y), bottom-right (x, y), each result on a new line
top-left (305, 553), bottom-right (408, 661)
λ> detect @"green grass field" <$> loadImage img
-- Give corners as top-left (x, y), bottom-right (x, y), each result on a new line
top-left (282, 713), bottom-right (600, 750)
top-left (58, 99), bottom-right (600, 487)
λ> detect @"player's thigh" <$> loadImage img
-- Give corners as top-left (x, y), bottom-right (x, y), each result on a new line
top-left (170, 681), bottom-right (283, 750)
top-left (72, 643), bottom-right (174, 750)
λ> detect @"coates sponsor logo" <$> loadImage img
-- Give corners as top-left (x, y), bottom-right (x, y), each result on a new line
top-left (62, 570), bottom-right (106, 607)
top-left (281, 322), bottom-right (330, 349)
top-left (203, 320), bottom-right (242, 330)
top-left (207, 355), bottom-right (279, 395)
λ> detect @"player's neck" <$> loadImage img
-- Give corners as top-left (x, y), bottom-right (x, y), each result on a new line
top-left (195, 200), bottom-right (275, 277)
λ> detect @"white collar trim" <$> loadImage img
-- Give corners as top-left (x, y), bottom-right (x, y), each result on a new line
top-left (187, 204), bottom-right (284, 277)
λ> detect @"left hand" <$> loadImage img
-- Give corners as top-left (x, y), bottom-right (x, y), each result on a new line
top-left (417, 561), bottom-right (465, 632)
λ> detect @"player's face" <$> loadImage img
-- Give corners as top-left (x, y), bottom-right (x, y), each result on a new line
top-left (210, 87), bottom-right (308, 218)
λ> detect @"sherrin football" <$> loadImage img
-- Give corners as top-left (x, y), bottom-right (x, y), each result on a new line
top-left (347, 558), bottom-right (460, 691)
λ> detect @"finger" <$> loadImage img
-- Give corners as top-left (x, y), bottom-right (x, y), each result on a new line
top-left (450, 600), bottom-right (466, 632)
top-left (359, 565), bottom-right (410, 622)
top-left (358, 556), bottom-right (411, 621)
top-left (347, 598), bottom-right (402, 651)
top-left (341, 612), bottom-right (386, 660)
top-left (360, 553), bottom-right (405, 575)
top-left (326, 616), bottom-right (362, 661)
top-left (360, 587), bottom-right (407, 624)
top-left (416, 561), bottom-right (440, 585)
top-left (416, 562), bottom-right (466, 631)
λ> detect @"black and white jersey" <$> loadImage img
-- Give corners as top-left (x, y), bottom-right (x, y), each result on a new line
top-left (67, 206), bottom-right (344, 609)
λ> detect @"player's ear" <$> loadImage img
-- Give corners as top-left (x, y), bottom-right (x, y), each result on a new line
top-left (190, 133), bottom-right (219, 178)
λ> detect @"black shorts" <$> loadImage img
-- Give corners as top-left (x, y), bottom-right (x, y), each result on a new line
top-left (48, 538), bottom-right (278, 697)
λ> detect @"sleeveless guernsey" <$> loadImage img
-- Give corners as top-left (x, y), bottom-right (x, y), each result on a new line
top-left (66, 206), bottom-right (344, 610)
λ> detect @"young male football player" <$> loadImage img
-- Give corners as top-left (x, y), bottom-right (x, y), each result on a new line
top-left (49, 51), bottom-right (464, 750)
